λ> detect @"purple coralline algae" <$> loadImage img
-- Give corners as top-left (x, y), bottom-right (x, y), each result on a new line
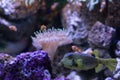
top-left (4, 50), bottom-right (52, 80)
top-left (88, 21), bottom-right (115, 49)
top-left (0, 53), bottom-right (12, 79)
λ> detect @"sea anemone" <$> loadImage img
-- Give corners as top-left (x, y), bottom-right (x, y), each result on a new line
top-left (32, 28), bottom-right (73, 60)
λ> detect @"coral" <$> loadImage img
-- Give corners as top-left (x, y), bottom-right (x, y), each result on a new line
top-left (0, 15), bottom-right (36, 41)
top-left (62, 3), bottom-right (88, 45)
top-left (4, 50), bottom-right (52, 80)
top-left (0, 0), bottom-right (41, 19)
top-left (88, 21), bottom-right (115, 49)
top-left (32, 28), bottom-right (73, 60)
top-left (0, 53), bottom-right (12, 79)
top-left (105, 0), bottom-right (120, 27)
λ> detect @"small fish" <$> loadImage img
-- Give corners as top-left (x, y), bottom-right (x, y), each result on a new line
top-left (72, 46), bottom-right (82, 53)
top-left (8, 25), bottom-right (17, 31)
top-left (51, 2), bottom-right (59, 11)
top-left (40, 25), bottom-right (46, 31)
top-left (99, 0), bottom-right (106, 12)
top-left (60, 50), bottom-right (117, 72)
top-left (72, 46), bottom-right (93, 54)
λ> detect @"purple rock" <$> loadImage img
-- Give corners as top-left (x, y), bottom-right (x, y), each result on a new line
top-left (88, 21), bottom-right (115, 49)
top-left (4, 50), bottom-right (52, 80)
top-left (0, 53), bottom-right (12, 79)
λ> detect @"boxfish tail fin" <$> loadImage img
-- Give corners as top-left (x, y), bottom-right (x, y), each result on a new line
top-left (98, 58), bottom-right (117, 72)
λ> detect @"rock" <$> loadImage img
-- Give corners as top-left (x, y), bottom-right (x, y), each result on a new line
top-left (54, 76), bottom-right (67, 80)
top-left (105, 77), bottom-right (114, 80)
top-left (0, 0), bottom-right (41, 19)
top-left (61, 3), bottom-right (88, 45)
top-left (4, 50), bottom-right (52, 80)
top-left (0, 16), bottom-right (36, 41)
top-left (104, 69), bottom-right (113, 78)
top-left (105, 58), bottom-right (120, 80)
top-left (88, 21), bottom-right (115, 49)
top-left (105, 0), bottom-right (120, 27)
top-left (115, 41), bottom-right (120, 57)
top-left (0, 53), bottom-right (12, 79)
top-left (0, 38), bottom-right (28, 55)
top-left (66, 71), bottom-right (82, 80)
top-left (96, 48), bottom-right (111, 58)
top-left (54, 71), bottom-right (82, 80)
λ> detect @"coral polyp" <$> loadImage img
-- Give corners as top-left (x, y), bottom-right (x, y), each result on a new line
top-left (32, 28), bottom-right (73, 60)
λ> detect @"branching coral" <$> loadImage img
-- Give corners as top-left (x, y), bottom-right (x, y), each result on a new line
top-left (88, 21), bottom-right (115, 49)
top-left (32, 28), bottom-right (73, 60)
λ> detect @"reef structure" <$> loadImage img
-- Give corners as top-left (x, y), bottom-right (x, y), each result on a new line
top-left (0, 0), bottom-right (41, 19)
top-left (88, 21), bottom-right (115, 49)
top-left (4, 50), bottom-right (52, 80)
top-left (62, 3), bottom-right (88, 45)
top-left (0, 53), bottom-right (12, 79)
